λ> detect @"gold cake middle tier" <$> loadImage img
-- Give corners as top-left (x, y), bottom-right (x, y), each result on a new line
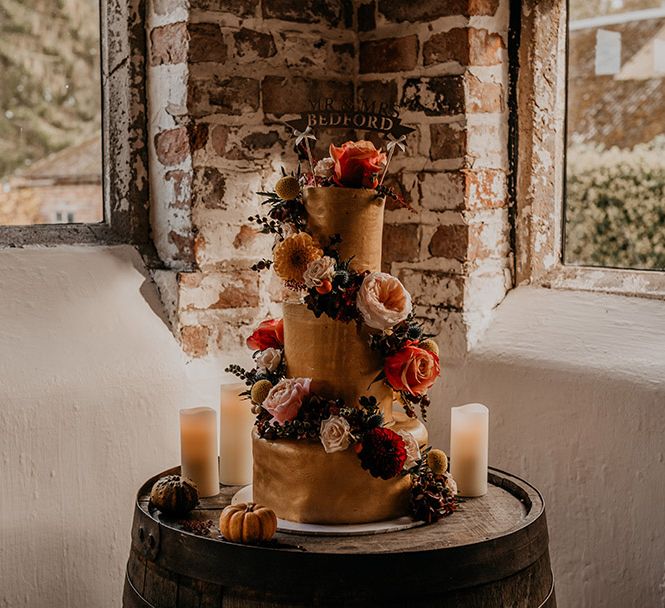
top-left (283, 302), bottom-right (394, 424)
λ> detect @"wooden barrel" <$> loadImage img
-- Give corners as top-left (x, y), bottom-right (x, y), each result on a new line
top-left (124, 467), bottom-right (555, 608)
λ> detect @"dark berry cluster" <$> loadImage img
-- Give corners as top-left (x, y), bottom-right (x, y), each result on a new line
top-left (409, 457), bottom-right (457, 524)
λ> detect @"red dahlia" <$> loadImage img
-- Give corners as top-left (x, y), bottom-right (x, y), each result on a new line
top-left (357, 427), bottom-right (407, 480)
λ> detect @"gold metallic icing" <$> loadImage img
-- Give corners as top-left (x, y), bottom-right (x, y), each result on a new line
top-left (252, 416), bottom-right (428, 524)
top-left (303, 186), bottom-right (385, 272)
top-left (283, 302), bottom-right (393, 423)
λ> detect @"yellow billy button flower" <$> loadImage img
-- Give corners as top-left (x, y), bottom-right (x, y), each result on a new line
top-left (419, 338), bottom-right (440, 357)
top-left (250, 379), bottom-right (273, 405)
top-left (274, 176), bottom-right (300, 201)
top-left (427, 449), bottom-right (449, 475)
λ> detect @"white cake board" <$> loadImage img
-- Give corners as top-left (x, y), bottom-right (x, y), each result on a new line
top-left (232, 485), bottom-right (424, 536)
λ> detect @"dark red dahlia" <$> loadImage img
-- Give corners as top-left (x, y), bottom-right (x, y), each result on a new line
top-left (357, 427), bottom-right (407, 479)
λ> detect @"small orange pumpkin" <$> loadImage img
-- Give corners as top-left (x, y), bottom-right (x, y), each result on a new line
top-left (219, 502), bottom-right (277, 544)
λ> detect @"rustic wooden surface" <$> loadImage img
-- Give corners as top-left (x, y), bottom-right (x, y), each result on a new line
top-left (124, 466), bottom-right (556, 608)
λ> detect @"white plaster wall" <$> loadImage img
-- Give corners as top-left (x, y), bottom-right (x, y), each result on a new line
top-left (0, 246), bottom-right (225, 608)
top-left (1, 249), bottom-right (663, 608)
top-left (429, 287), bottom-right (665, 608)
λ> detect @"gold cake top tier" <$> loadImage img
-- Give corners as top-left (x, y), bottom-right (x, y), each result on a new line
top-left (302, 186), bottom-right (385, 272)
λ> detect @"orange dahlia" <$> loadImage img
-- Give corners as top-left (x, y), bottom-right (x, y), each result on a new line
top-left (273, 232), bottom-right (323, 284)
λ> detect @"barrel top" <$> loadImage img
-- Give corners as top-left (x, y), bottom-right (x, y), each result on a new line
top-left (135, 466), bottom-right (545, 556)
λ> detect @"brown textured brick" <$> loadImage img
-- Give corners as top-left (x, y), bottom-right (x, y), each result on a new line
top-left (466, 75), bottom-right (504, 113)
top-left (357, 1), bottom-right (376, 31)
top-left (150, 22), bottom-right (188, 66)
top-left (233, 225), bottom-right (259, 249)
top-left (168, 230), bottom-right (195, 264)
top-left (468, 0), bottom-right (500, 16)
top-left (357, 80), bottom-right (398, 114)
top-left (429, 224), bottom-right (469, 260)
top-left (209, 276), bottom-right (260, 308)
top-left (469, 29), bottom-right (505, 65)
top-left (181, 325), bottom-right (210, 358)
top-left (465, 169), bottom-right (507, 209)
top-left (378, 0), bottom-right (498, 21)
top-left (262, 0), bottom-right (352, 27)
top-left (382, 224), bottom-right (419, 269)
top-left (165, 170), bottom-right (192, 208)
top-left (401, 76), bottom-right (465, 116)
top-left (262, 76), bottom-right (353, 116)
top-left (192, 167), bottom-right (226, 209)
top-left (359, 35), bottom-right (418, 74)
top-left (189, 76), bottom-right (260, 117)
top-left (423, 29), bottom-right (469, 66)
top-left (210, 125), bottom-right (229, 156)
top-left (188, 23), bottom-right (227, 63)
top-left (153, 0), bottom-right (188, 15)
top-left (155, 127), bottom-right (189, 166)
top-left (234, 28), bottom-right (276, 59)
top-left (430, 123), bottom-right (466, 160)
top-left (188, 123), bottom-right (209, 151)
top-left (397, 269), bottom-right (464, 310)
top-left (192, 0), bottom-right (258, 16)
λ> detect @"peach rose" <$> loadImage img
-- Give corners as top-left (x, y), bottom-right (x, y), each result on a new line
top-left (356, 272), bottom-right (412, 330)
top-left (329, 140), bottom-right (387, 188)
top-left (246, 318), bottom-right (284, 351)
top-left (262, 377), bottom-right (311, 424)
top-left (384, 341), bottom-right (440, 396)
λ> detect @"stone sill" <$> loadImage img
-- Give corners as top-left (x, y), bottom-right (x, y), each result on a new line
top-left (469, 286), bottom-right (665, 387)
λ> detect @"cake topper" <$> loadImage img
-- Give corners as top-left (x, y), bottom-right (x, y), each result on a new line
top-left (285, 98), bottom-right (415, 139)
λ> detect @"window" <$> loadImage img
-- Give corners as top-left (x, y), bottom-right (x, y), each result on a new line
top-left (0, 0), bottom-right (103, 226)
top-left (565, 1), bottom-right (665, 270)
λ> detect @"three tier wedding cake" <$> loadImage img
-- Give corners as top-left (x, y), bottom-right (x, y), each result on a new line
top-left (228, 139), bottom-right (457, 526)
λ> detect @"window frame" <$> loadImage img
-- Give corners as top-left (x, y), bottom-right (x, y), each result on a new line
top-left (512, 0), bottom-right (665, 300)
top-left (0, 0), bottom-right (151, 251)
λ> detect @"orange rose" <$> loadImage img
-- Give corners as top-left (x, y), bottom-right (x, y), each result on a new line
top-left (384, 341), bottom-right (440, 396)
top-left (246, 318), bottom-right (284, 351)
top-left (329, 140), bottom-right (387, 188)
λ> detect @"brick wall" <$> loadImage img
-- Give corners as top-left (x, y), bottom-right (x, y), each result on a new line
top-left (146, 0), bottom-right (512, 361)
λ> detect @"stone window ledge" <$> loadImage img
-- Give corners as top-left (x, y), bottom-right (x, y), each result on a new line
top-left (469, 285), bottom-right (665, 386)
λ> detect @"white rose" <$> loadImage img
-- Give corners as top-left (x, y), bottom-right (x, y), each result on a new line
top-left (397, 430), bottom-right (421, 470)
top-left (255, 347), bottom-right (281, 372)
top-left (314, 157), bottom-right (335, 178)
top-left (303, 256), bottom-right (336, 288)
top-left (356, 272), bottom-right (412, 330)
top-left (320, 415), bottom-right (351, 453)
top-left (444, 472), bottom-right (458, 497)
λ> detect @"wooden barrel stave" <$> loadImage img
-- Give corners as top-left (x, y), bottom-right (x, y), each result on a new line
top-left (124, 467), bottom-right (556, 608)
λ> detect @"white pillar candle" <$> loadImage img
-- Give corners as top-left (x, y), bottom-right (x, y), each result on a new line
top-left (450, 403), bottom-right (489, 497)
top-left (180, 407), bottom-right (220, 497)
top-left (219, 383), bottom-right (255, 486)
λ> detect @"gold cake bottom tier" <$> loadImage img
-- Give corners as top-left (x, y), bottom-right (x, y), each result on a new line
top-left (252, 411), bottom-right (428, 525)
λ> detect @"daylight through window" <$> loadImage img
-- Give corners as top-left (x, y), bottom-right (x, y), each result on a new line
top-left (0, 0), bottom-right (103, 226)
top-left (565, 0), bottom-right (665, 270)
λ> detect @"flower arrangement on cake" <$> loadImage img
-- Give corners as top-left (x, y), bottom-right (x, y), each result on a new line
top-left (227, 134), bottom-right (457, 526)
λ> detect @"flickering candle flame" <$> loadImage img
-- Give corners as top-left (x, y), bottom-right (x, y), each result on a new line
top-left (450, 403), bottom-right (489, 497)
top-left (219, 383), bottom-right (256, 486)
top-left (180, 407), bottom-right (220, 497)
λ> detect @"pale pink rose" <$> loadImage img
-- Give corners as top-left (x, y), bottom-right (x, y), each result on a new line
top-left (356, 272), bottom-right (412, 330)
top-left (320, 415), bottom-right (351, 453)
top-left (255, 347), bottom-right (281, 372)
top-left (303, 256), bottom-right (336, 289)
top-left (262, 377), bottom-right (311, 424)
top-left (314, 157), bottom-right (335, 178)
top-left (397, 430), bottom-right (421, 470)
